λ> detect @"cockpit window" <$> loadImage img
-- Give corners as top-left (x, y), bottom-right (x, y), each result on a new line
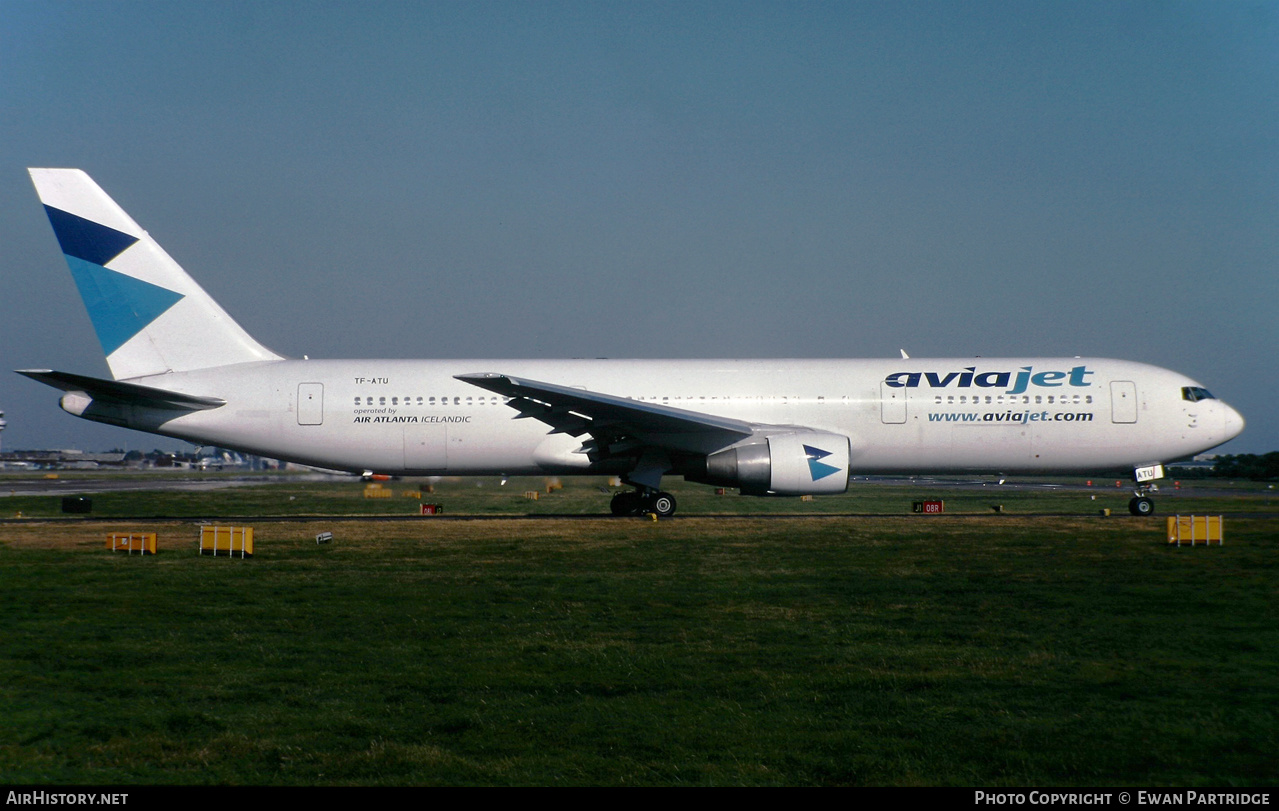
top-left (1182, 386), bottom-right (1215, 402)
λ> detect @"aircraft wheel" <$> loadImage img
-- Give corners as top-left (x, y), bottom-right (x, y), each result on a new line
top-left (649, 491), bottom-right (677, 518)
top-left (611, 492), bottom-right (640, 516)
top-left (1128, 496), bottom-right (1155, 517)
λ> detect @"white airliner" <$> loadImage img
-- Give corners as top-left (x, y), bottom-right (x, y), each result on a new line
top-left (19, 169), bottom-right (1245, 516)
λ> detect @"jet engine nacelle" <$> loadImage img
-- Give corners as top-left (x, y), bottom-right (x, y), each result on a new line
top-left (699, 431), bottom-right (851, 496)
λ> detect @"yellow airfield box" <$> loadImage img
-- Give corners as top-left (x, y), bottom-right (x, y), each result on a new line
top-left (364, 486), bottom-right (392, 499)
top-left (200, 525), bottom-right (254, 557)
top-left (106, 533), bottom-right (157, 554)
top-left (1166, 515), bottom-right (1223, 546)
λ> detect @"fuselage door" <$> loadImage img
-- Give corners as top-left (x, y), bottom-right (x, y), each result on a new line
top-left (298, 382), bottom-right (324, 425)
top-left (880, 381), bottom-right (907, 424)
top-left (404, 425), bottom-right (448, 471)
top-left (1110, 381), bottom-right (1137, 424)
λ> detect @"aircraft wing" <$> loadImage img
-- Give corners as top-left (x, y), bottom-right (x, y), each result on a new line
top-left (17, 369), bottom-right (226, 411)
top-left (455, 372), bottom-right (755, 456)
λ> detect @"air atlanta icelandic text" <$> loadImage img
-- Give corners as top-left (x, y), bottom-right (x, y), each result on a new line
top-left (353, 415), bottom-right (472, 423)
top-left (884, 365), bottom-right (1094, 395)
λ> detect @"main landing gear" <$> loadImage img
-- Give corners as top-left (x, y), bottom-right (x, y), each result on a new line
top-left (610, 488), bottom-right (677, 518)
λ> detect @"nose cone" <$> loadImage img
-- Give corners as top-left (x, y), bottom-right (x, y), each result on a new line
top-left (1222, 402), bottom-right (1246, 442)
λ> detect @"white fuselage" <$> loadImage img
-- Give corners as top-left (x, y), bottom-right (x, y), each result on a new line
top-left (27, 170), bottom-right (1248, 502)
top-left (91, 356), bottom-right (1243, 477)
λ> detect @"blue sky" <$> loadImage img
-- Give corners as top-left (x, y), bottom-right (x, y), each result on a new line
top-left (1, 0), bottom-right (1275, 453)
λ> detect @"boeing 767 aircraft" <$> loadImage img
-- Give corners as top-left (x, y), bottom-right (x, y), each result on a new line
top-left (19, 169), bottom-right (1244, 516)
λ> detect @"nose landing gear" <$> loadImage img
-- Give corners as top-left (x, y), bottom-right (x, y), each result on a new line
top-left (1128, 495), bottom-right (1155, 516)
top-left (1127, 463), bottom-right (1164, 516)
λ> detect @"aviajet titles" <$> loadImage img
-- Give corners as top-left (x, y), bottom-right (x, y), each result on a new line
top-left (883, 365), bottom-right (1094, 396)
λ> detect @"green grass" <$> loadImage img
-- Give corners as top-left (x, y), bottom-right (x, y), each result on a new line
top-left (1, 487), bottom-right (1276, 785)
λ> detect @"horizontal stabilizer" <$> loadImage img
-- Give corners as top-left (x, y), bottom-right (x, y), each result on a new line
top-left (17, 369), bottom-right (225, 411)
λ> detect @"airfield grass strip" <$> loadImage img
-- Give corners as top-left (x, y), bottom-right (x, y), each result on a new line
top-left (1, 508), bottom-right (1276, 785)
top-left (3, 474), bottom-right (1276, 519)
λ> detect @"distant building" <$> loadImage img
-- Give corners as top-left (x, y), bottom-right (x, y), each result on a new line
top-left (0, 445), bottom-right (279, 471)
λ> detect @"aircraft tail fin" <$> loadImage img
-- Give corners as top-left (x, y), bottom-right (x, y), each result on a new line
top-left (28, 168), bottom-right (283, 380)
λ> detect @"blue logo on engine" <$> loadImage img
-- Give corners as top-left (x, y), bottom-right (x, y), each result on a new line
top-left (804, 445), bottom-right (840, 481)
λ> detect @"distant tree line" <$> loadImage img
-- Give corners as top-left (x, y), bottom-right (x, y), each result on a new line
top-left (1205, 453), bottom-right (1279, 481)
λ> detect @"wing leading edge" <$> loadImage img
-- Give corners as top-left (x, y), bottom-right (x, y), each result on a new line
top-left (455, 372), bottom-right (755, 459)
